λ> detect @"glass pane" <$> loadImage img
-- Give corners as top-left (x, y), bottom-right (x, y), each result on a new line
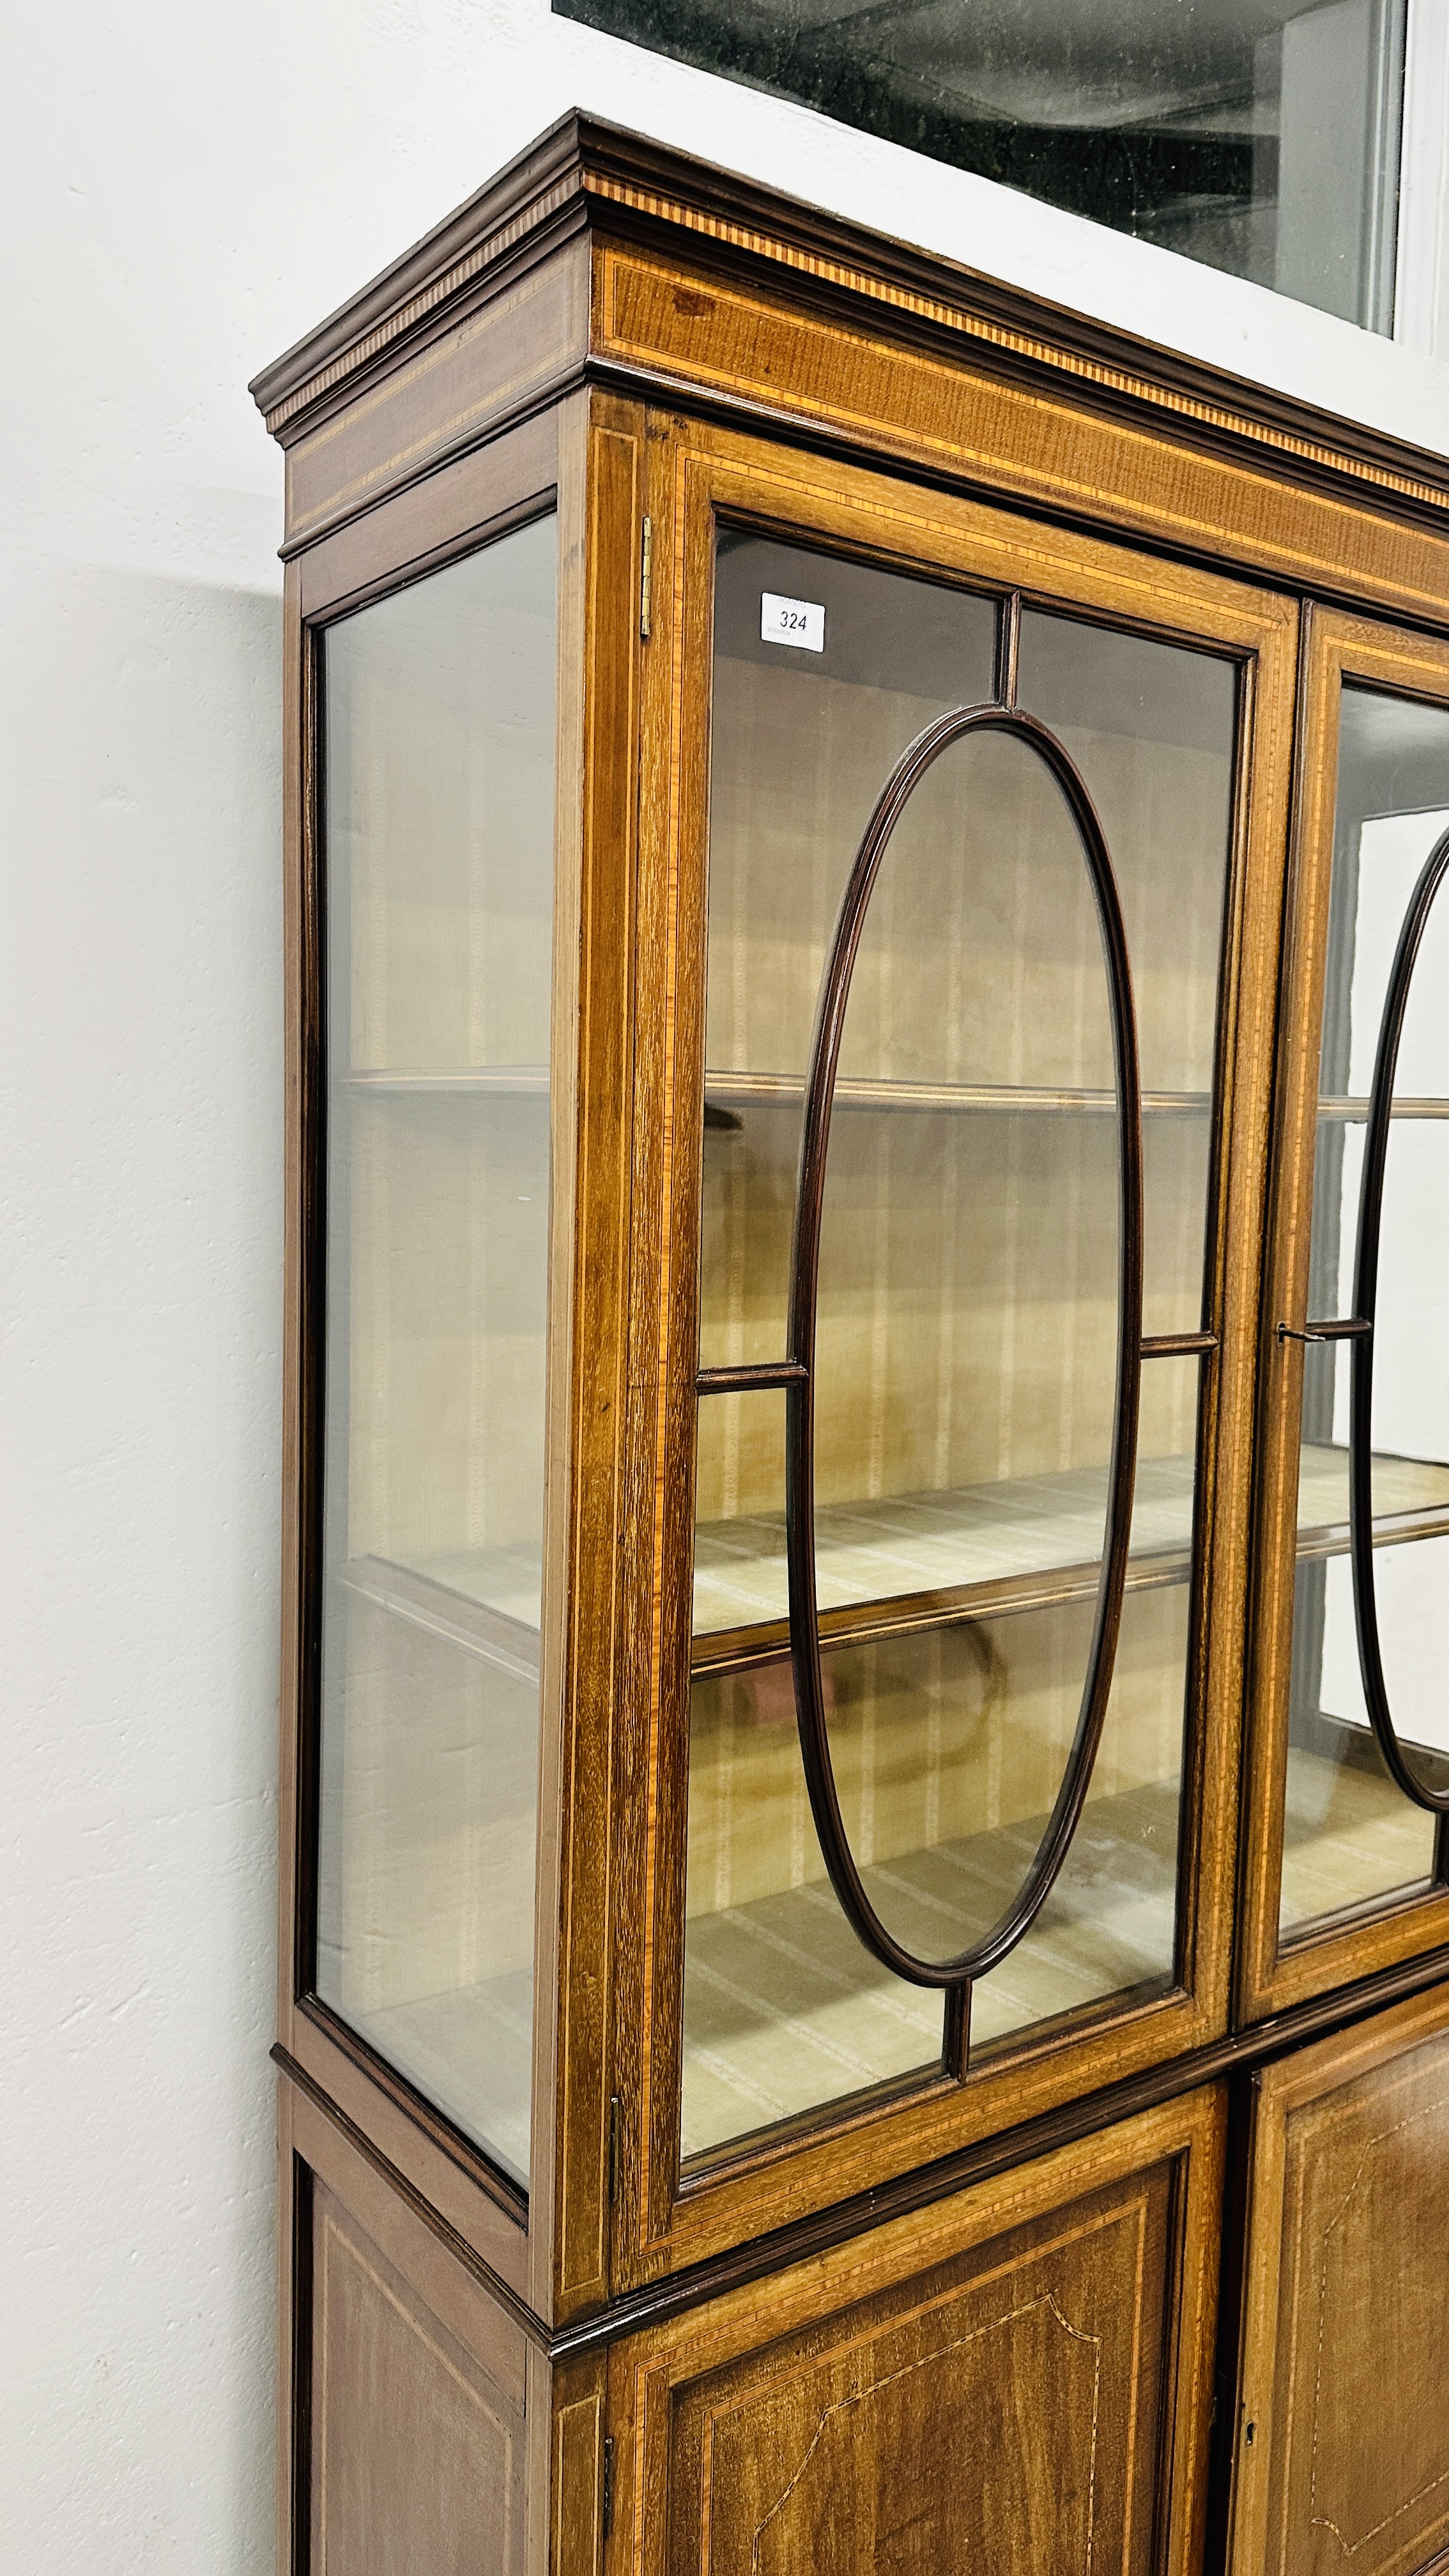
top-left (1281, 682), bottom-right (1449, 1940)
top-left (555, 0), bottom-right (1404, 331)
top-left (1017, 611), bottom-right (1236, 1338)
top-left (686, 551), bottom-right (1232, 2158)
top-left (314, 516), bottom-right (557, 2188)
top-left (685, 1388), bottom-right (944, 2160)
top-left (970, 1576), bottom-right (1190, 2051)
top-left (700, 533), bottom-right (996, 1369)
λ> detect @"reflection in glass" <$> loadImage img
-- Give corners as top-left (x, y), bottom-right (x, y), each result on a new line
top-left (683, 544), bottom-right (1235, 2159)
top-left (314, 516), bottom-right (557, 2188)
top-left (1281, 683), bottom-right (1449, 1938)
top-left (555, 0), bottom-right (1404, 330)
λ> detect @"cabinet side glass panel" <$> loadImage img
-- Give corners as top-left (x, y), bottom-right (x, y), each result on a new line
top-left (682, 537), bottom-right (1234, 2162)
top-left (313, 515), bottom-right (558, 2190)
top-left (1280, 682), bottom-right (1449, 1940)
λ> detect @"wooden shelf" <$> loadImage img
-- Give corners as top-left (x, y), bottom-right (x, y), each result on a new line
top-left (691, 1442), bottom-right (1449, 1676)
top-left (703, 1076), bottom-right (1449, 1123)
top-left (344, 1064), bottom-right (549, 1096)
top-left (1315, 1093), bottom-right (1449, 1122)
top-left (340, 1552), bottom-right (541, 1683)
top-left (339, 1071), bottom-right (1449, 1117)
top-left (339, 1447), bottom-right (1449, 1688)
top-left (693, 1455), bottom-right (1196, 1676)
top-left (703, 1070), bottom-right (1208, 1118)
top-left (1291, 1443), bottom-right (1449, 1565)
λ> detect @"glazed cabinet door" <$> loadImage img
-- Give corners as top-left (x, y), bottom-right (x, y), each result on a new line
top-left (1240, 612), bottom-right (1449, 2022)
top-left (601, 2089), bottom-right (1223, 2576)
top-left (1227, 1979), bottom-right (1449, 2576)
top-left (617, 415), bottom-right (1296, 2278)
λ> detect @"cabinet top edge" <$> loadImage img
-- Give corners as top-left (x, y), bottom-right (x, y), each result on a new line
top-left (249, 107), bottom-right (1449, 532)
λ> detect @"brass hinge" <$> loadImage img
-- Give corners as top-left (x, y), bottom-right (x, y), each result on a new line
top-left (639, 516), bottom-right (653, 640)
top-left (602, 2434), bottom-right (616, 2543)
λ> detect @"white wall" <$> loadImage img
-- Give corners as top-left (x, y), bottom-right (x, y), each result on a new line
top-left (2, 4), bottom-right (1448, 2568)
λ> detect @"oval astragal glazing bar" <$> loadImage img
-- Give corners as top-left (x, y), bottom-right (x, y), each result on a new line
top-left (783, 703), bottom-right (1146, 1990)
top-left (1351, 824), bottom-right (1449, 1818)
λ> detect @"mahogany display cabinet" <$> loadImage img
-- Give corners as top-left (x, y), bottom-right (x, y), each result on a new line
top-left (252, 113), bottom-right (1449, 2576)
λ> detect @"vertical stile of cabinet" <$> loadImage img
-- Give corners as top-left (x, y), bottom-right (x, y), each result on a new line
top-left (546, 387), bottom-right (651, 2327)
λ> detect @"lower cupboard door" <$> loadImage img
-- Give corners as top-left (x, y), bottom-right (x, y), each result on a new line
top-left (1229, 1979), bottom-right (1449, 2576)
top-left (603, 2089), bottom-right (1223, 2576)
top-left (279, 2073), bottom-right (533, 2576)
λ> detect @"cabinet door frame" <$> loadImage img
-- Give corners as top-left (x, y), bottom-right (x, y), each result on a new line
top-left (602, 2085), bottom-right (1226, 2576)
top-left (611, 413), bottom-right (1296, 2286)
top-left (1226, 1977), bottom-right (1449, 2575)
top-left (1238, 609), bottom-right (1449, 2027)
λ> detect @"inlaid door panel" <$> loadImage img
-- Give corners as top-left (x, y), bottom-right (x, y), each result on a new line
top-left (608, 2089), bottom-right (1223, 2576)
top-left (305, 2174), bottom-right (528, 2576)
top-left (1229, 1979), bottom-right (1449, 2576)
